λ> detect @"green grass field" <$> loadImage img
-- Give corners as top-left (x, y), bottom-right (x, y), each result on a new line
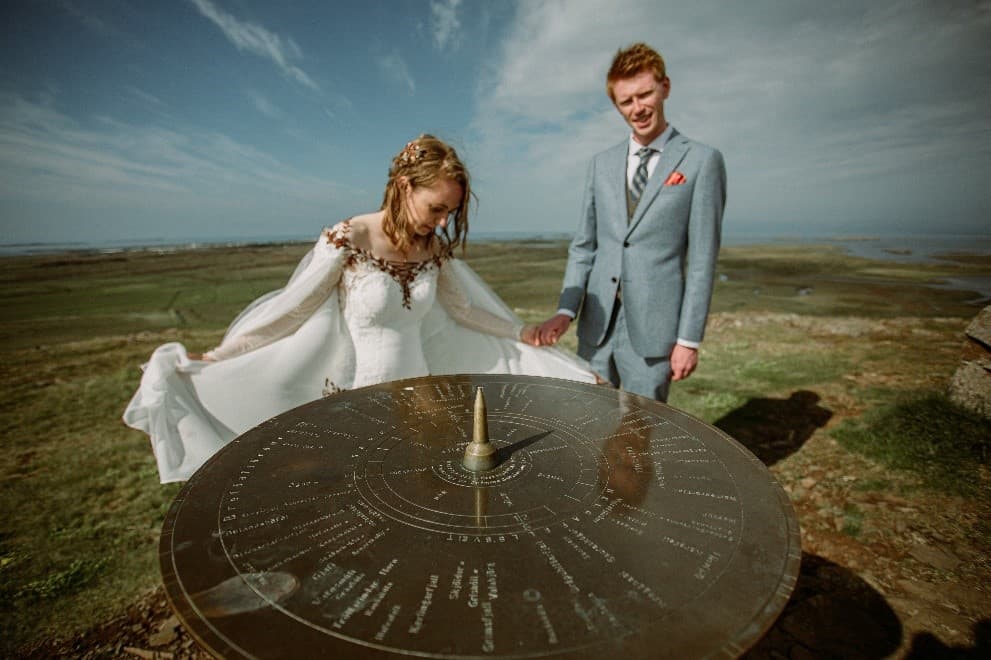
top-left (1, 240), bottom-right (988, 653)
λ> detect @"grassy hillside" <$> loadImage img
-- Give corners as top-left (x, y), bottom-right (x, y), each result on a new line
top-left (1, 240), bottom-right (988, 654)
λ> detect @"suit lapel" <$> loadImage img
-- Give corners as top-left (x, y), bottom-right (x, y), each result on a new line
top-left (627, 129), bottom-right (689, 235)
top-left (604, 140), bottom-right (629, 235)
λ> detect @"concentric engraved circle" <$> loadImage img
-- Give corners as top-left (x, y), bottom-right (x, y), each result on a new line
top-left (350, 409), bottom-right (606, 537)
top-left (430, 448), bottom-right (533, 488)
top-left (161, 375), bottom-right (801, 659)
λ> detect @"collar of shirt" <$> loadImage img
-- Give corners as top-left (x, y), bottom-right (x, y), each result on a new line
top-left (626, 125), bottom-right (674, 187)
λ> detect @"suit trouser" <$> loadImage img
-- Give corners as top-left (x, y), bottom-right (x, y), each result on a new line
top-left (580, 299), bottom-right (672, 402)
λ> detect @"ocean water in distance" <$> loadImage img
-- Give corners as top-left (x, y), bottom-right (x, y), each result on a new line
top-left (2, 232), bottom-right (990, 260)
top-left (0, 232), bottom-right (574, 257)
top-left (720, 233), bottom-right (991, 265)
top-left (3, 232), bottom-right (988, 300)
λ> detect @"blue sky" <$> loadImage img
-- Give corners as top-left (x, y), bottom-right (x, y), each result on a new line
top-left (1, 0), bottom-right (989, 245)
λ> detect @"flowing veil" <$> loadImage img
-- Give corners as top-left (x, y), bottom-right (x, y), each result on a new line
top-left (422, 259), bottom-right (596, 381)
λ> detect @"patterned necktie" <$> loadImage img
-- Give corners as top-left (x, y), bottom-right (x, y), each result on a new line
top-left (630, 147), bottom-right (654, 203)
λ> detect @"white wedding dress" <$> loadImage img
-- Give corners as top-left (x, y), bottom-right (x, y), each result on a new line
top-left (123, 221), bottom-right (596, 483)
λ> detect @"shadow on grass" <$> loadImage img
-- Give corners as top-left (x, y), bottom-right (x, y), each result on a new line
top-left (832, 392), bottom-right (991, 496)
top-left (746, 553), bottom-right (902, 658)
top-left (714, 390), bottom-right (832, 466)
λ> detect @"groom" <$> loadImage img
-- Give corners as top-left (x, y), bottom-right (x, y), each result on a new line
top-left (537, 43), bottom-right (726, 402)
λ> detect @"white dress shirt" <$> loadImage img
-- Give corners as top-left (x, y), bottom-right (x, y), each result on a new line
top-left (625, 124), bottom-right (673, 189)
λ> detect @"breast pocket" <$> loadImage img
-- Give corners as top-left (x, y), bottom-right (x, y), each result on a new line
top-left (649, 181), bottom-right (693, 220)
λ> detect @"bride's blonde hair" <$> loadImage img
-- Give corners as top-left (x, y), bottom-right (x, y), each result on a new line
top-left (381, 134), bottom-right (471, 254)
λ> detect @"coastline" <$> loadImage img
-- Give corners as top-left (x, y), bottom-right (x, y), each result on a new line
top-left (3, 231), bottom-right (989, 262)
top-left (3, 233), bottom-right (987, 302)
top-left (0, 231), bottom-right (578, 258)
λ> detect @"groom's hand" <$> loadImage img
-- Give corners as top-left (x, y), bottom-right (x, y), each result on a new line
top-left (538, 314), bottom-right (572, 346)
top-left (520, 325), bottom-right (542, 346)
top-left (670, 344), bottom-right (698, 381)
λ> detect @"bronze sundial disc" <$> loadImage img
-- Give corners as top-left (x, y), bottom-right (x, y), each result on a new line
top-left (160, 375), bottom-right (800, 658)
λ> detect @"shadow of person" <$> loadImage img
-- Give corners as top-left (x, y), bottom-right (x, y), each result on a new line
top-left (745, 553), bottom-right (902, 659)
top-left (715, 390), bottom-right (832, 466)
top-left (904, 619), bottom-right (991, 659)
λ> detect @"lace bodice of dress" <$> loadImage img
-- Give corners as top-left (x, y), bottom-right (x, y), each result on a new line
top-left (328, 222), bottom-right (444, 388)
top-left (206, 221), bottom-right (524, 390)
top-left (326, 222), bottom-right (444, 312)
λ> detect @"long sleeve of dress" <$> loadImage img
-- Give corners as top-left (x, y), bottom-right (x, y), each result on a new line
top-left (205, 230), bottom-right (345, 361)
top-left (436, 260), bottom-right (525, 341)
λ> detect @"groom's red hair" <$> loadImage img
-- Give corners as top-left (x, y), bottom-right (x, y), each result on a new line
top-left (606, 43), bottom-right (667, 101)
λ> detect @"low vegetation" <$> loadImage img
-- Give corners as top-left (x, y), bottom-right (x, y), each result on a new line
top-left (833, 393), bottom-right (991, 497)
top-left (0, 240), bottom-right (988, 654)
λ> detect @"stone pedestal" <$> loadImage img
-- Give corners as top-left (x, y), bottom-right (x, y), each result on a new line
top-left (948, 305), bottom-right (991, 418)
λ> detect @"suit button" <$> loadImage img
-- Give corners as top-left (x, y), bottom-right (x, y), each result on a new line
top-left (623, 241), bottom-right (630, 248)
top-left (611, 276), bottom-right (617, 283)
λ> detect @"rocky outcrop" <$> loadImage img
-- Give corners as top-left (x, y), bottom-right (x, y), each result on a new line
top-left (948, 305), bottom-right (991, 418)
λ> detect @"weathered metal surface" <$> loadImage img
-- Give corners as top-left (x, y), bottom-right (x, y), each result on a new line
top-left (161, 375), bottom-right (801, 658)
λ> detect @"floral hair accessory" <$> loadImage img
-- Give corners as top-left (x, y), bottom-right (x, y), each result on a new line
top-left (399, 141), bottom-right (426, 165)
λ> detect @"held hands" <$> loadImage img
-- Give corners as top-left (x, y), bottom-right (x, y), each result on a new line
top-left (519, 325), bottom-right (542, 346)
top-left (670, 344), bottom-right (698, 381)
top-left (520, 314), bottom-right (571, 347)
top-left (537, 314), bottom-right (572, 346)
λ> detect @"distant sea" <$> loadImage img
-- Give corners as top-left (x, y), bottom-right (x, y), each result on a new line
top-left (2, 231), bottom-right (988, 262)
top-left (0, 231), bottom-right (571, 258)
top-left (4, 231), bottom-right (988, 300)
top-left (722, 233), bottom-right (991, 265)
top-left (721, 233), bottom-right (991, 303)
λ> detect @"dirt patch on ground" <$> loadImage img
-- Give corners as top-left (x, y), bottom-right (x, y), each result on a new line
top-left (753, 433), bottom-right (990, 658)
top-left (18, 588), bottom-right (209, 659)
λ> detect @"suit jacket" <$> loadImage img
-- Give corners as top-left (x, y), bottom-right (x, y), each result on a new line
top-left (558, 128), bottom-right (726, 359)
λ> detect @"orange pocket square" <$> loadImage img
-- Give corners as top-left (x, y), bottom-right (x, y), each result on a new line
top-left (664, 171), bottom-right (686, 185)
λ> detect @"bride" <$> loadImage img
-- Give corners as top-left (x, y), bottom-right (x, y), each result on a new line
top-left (124, 135), bottom-right (597, 482)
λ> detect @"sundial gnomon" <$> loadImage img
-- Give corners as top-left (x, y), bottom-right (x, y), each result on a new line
top-left (161, 375), bottom-right (800, 658)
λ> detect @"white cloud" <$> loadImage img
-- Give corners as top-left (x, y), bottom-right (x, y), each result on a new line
top-left (431, 0), bottom-right (463, 50)
top-left (379, 52), bottom-right (416, 95)
top-left (57, 0), bottom-right (114, 36)
top-left (126, 86), bottom-right (166, 108)
top-left (189, 0), bottom-right (320, 92)
top-left (470, 0), bottom-right (991, 236)
top-left (0, 94), bottom-right (362, 240)
top-left (470, 0), bottom-right (659, 231)
top-left (245, 89), bottom-right (282, 119)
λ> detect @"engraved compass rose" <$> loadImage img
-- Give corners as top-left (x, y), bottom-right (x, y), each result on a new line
top-left (160, 375), bottom-right (801, 658)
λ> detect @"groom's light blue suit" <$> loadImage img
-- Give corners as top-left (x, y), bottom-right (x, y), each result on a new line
top-left (557, 128), bottom-right (726, 400)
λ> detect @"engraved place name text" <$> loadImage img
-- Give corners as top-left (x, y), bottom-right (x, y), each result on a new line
top-left (535, 539), bottom-right (580, 594)
top-left (408, 574), bottom-right (439, 634)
